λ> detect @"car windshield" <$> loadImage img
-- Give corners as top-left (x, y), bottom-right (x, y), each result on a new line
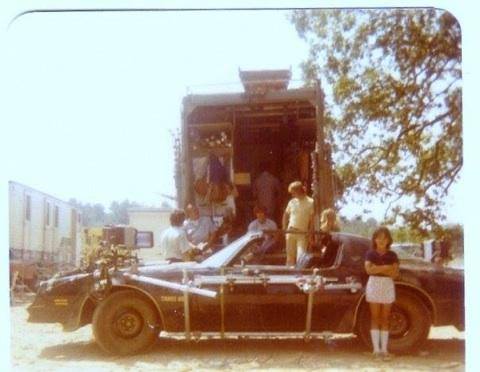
top-left (198, 233), bottom-right (258, 268)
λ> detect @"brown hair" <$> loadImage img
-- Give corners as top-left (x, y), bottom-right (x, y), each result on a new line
top-left (170, 209), bottom-right (186, 227)
top-left (371, 226), bottom-right (393, 251)
top-left (253, 205), bottom-right (266, 214)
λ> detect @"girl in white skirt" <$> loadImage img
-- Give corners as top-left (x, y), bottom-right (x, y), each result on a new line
top-left (364, 226), bottom-right (399, 360)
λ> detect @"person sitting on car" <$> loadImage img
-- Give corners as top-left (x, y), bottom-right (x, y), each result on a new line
top-left (246, 205), bottom-right (280, 262)
top-left (248, 205), bottom-right (278, 236)
top-left (297, 209), bottom-right (340, 270)
top-left (320, 208), bottom-right (340, 234)
top-left (183, 204), bottom-right (215, 248)
top-left (159, 209), bottom-right (204, 262)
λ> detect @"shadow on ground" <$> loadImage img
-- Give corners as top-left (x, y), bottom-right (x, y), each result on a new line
top-left (39, 336), bottom-right (465, 370)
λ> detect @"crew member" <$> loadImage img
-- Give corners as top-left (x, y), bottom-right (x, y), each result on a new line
top-left (364, 226), bottom-right (399, 361)
top-left (248, 205), bottom-right (278, 234)
top-left (320, 208), bottom-right (340, 233)
top-left (282, 181), bottom-right (314, 266)
top-left (159, 209), bottom-right (200, 262)
top-left (183, 204), bottom-right (215, 247)
top-left (253, 162), bottom-right (281, 220)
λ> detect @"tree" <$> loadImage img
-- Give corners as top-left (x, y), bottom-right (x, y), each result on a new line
top-left (107, 199), bottom-right (141, 225)
top-left (69, 198), bottom-right (143, 226)
top-left (341, 215), bottom-right (379, 237)
top-left (289, 9), bottom-right (461, 235)
top-left (69, 198), bottom-right (106, 227)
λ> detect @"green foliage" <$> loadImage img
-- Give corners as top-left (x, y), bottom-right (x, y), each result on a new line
top-left (69, 198), bottom-right (106, 227)
top-left (340, 215), bottom-right (379, 238)
top-left (106, 199), bottom-right (141, 225)
top-left (390, 226), bottom-right (425, 243)
top-left (69, 198), bottom-right (142, 227)
top-left (289, 9), bottom-right (462, 233)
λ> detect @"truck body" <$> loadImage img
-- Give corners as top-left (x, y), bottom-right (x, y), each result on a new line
top-left (176, 69), bottom-right (337, 234)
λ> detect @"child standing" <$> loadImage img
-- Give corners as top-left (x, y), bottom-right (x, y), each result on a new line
top-left (364, 226), bottom-right (399, 361)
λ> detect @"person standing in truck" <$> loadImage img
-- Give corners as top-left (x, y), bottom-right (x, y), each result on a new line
top-left (282, 181), bottom-right (314, 266)
top-left (252, 162), bottom-right (281, 221)
top-left (364, 226), bottom-right (399, 361)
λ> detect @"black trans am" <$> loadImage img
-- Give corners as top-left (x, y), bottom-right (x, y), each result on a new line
top-left (28, 232), bottom-right (464, 355)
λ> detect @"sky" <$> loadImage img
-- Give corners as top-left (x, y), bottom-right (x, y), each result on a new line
top-left (1, 7), bottom-right (464, 223)
top-left (3, 10), bottom-right (309, 205)
top-left (0, 2), bottom-right (479, 371)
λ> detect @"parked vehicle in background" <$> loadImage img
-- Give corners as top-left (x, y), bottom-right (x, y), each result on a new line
top-left (391, 243), bottom-right (423, 260)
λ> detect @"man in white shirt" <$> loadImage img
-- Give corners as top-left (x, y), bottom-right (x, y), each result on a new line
top-left (159, 210), bottom-right (197, 262)
top-left (282, 181), bottom-right (314, 266)
top-left (183, 204), bottom-right (215, 246)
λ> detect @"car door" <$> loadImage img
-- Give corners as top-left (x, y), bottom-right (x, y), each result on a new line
top-left (218, 236), bottom-right (308, 332)
top-left (221, 264), bottom-right (308, 332)
top-left (309, 236), bottom-right (367, 332)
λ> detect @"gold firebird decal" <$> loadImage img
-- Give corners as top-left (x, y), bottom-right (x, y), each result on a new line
top-left (160, 295), bottom-right (184, 303)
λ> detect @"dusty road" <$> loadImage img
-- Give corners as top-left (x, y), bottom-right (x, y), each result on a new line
top-left (10, 296), bottom-right (465, 372)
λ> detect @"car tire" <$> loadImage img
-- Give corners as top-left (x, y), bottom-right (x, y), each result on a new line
top-left (356, 288), bottom-right (431, 354)
top-left (92, 290), bottom-right (159, 355)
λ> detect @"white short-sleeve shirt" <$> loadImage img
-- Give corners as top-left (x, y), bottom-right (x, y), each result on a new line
top-left (158, 226), bottom-right (191, 260)
top-left (285, 196), bottom-right (314, 231)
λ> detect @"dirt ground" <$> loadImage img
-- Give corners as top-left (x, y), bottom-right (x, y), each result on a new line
top-left (10, 295), bottom-right (465, 372)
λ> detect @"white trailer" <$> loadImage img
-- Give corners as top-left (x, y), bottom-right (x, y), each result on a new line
top-left (9, 181), bottom-right (82, 267)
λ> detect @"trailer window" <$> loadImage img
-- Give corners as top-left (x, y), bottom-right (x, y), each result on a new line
top-left (45, 202), bottom-right (50, 225)
top-left (25, 195), bottom-right (31, 221)
top-left (54, 206), bottom-right (59, 227)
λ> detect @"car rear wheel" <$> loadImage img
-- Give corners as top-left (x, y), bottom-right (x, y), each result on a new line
top-left (92, 290), bottom-right (159, 355)
top-left (356, 289), bottom-right (431, 354)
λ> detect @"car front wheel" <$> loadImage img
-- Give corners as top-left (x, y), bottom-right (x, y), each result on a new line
top-left (356, 288), bottom-right (431, 354)
top-left (92, 290), bottom-right (159, 355)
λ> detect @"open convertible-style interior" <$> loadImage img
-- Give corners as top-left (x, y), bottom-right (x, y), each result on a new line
top-left (230, 234), bottom-right (341, 269)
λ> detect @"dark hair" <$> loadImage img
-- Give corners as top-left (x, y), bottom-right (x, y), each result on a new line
top-left (170, 209), bottom-right (186, 227)
top-left (253, 204), bottom-right (266, 214)
top-left (371, 226), bottom-right (393, 251)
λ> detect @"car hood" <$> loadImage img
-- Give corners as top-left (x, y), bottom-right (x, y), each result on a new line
top-left (136, 260), bottom-right (200, 276)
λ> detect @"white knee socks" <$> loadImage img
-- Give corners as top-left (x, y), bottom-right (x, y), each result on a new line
top-left (370, 329), bottom-right (380, 353)
top-left (380, 330), bottom-right (389, 353)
